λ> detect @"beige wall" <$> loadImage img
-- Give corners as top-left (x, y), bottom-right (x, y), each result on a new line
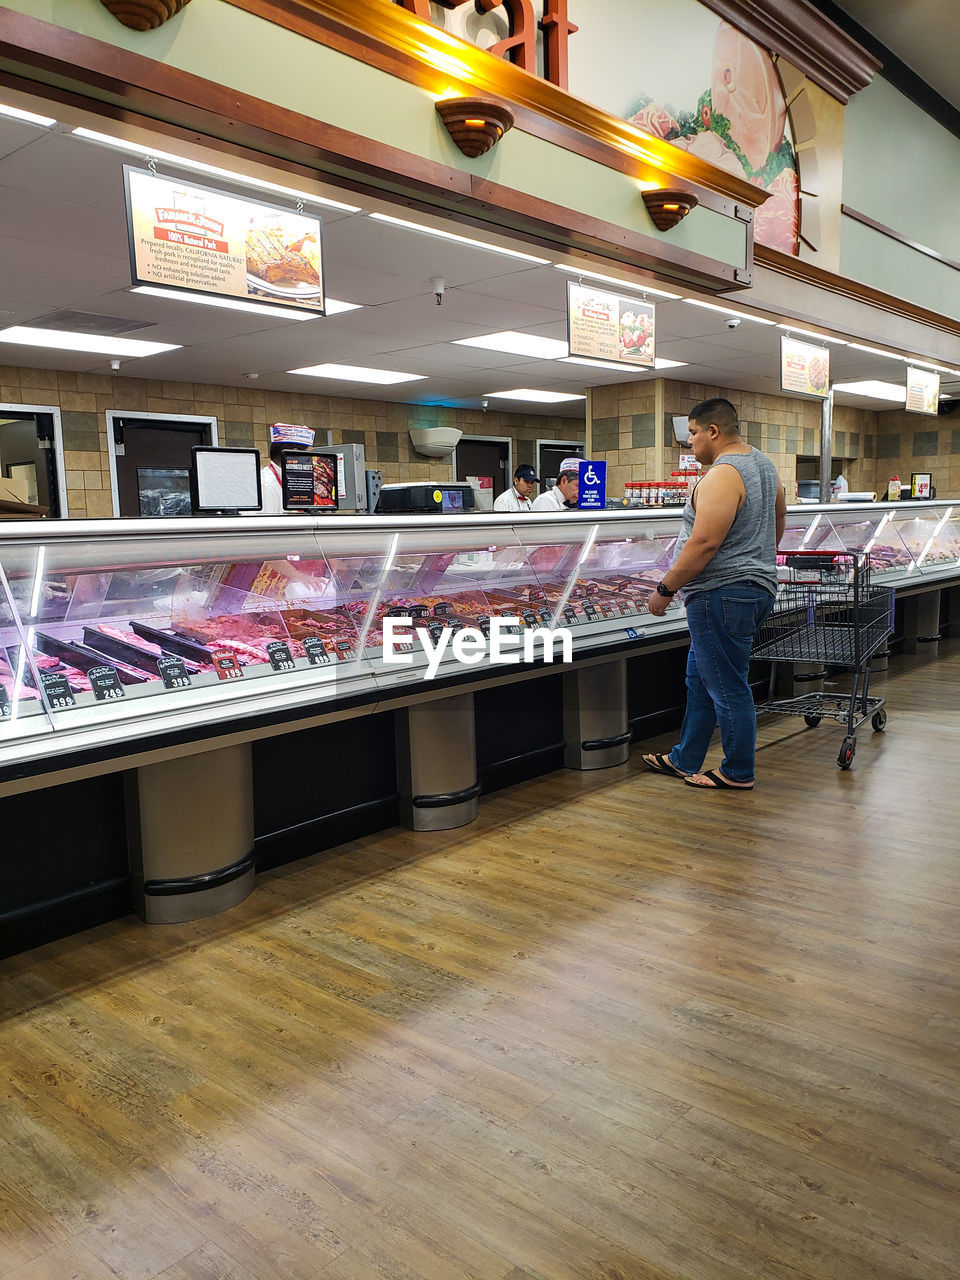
top-left (874, 409), bottom-right (960, 500)
top-left (0, 365), bottom-right (582, 516)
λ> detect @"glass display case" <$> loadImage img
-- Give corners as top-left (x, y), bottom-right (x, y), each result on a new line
top-left (780, 499), bottom-right (959, 582)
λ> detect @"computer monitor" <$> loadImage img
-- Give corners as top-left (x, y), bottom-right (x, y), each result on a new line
top-left (190, 446), bottom-right (262, 513)
top-left (671, 415), bottom-right (690, 444)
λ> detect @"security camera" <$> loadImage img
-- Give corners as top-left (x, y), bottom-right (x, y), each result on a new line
top-left (480, 398), bottom-right (489, 413)
top-left (724, 316), bottom-right (741, 330)
top-left (430, 276), bottom-right (446, 306)
top-left (244, 372), bottom-right (260, 380)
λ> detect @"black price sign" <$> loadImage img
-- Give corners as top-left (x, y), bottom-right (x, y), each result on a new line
top-left (539, 608), bottom-right (553, 624)
top-left (303, 637), bottom-right (331, 666)
top-left (0, 686), bottom-right (10, 718)
top-left (39, 671), bottom-right (76, 710)
top-left (89, 666), bottom-right (125, 702)
top-left (157, 655), bottom-right (191, 690)
top-left (266, 640), bottom-right (295, 672)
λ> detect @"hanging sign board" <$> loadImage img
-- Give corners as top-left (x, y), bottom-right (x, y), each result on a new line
top-left (905, 367), bottom-right (940, 416)
top-left (123, 166), bottom-right (325, 314)
top-left (567, 281), bottom-right (655, 367)
top-left (780, 335), bottom-right (830, 398)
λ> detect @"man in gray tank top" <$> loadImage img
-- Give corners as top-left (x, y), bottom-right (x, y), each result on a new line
top-left (642, 397), bottom-right (786, 790)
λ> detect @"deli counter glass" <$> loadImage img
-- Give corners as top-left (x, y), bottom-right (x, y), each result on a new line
top-left (0, 500), bottom-right (955, 779)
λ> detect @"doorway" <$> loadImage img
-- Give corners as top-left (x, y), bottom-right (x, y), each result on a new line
top-left (107, 412), bottom-right (218, 517)
top-left (454, 436), bottom-right (512, 508)
top-left (0, 405), bottom-right (65, 517)
top-left (537, 439), bottom-right (584, 490)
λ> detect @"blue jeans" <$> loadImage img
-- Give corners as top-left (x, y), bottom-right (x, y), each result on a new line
top-left (669, 583), bottom-right (774, 783)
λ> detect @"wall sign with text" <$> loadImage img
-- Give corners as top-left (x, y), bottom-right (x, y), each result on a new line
top-left (905, 367), bottom-right (940, 416)
top-left (567, 281), bottom-right (655, 368)
top-left (124, 167), bottom-right (325, 313)
top-left (780, 335), bottom-right (830, 399)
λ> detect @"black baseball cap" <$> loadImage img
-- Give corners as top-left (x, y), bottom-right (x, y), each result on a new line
top-left (515, 464), bottom-right (539, 482)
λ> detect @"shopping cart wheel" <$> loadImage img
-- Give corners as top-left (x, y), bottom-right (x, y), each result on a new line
top-left (871, 708), bottom-right (887, 732)
top-left (803, 714), bottom-right (822, 728)
top-left (837, 736), bottom-right (856, 770)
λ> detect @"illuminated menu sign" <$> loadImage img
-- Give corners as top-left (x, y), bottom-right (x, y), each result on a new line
top-left (124, 167), bottom-right (324, 313)
top-left (567, 281), bottom-right (655, 367)
top-left (780, 335), bottom-right (830, 399)
top-left (905, 366), bottom-right (940, 416)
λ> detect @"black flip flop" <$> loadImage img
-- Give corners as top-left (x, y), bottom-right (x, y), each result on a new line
top-left (684, 769), bottom-right (754, 791)
top-left (642, 753), bottom-right (688, 780)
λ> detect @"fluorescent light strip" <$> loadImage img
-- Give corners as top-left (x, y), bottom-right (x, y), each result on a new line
top-left (484, 389), bottom-right (586, 403)
top-left (682, 298), bottom-right (775, 325)
top-left (777, 324), bottom-right (848, 346)
top-left (0, 326), bottom-right (180, 357)
top-left (0, 102), bottom-right (56, 128)
top-left (287, 362), bottom-right (426, 384)
top-left (908, 359), bottom-right (960, 376)
top-left (848, 342), bottom-right (904, 360)
top-left (917, 508), bottom-right (952, 567)
top-left (833, 380), bottom-right (906, 402)
top-left (561, 355), bottom-right (687, 372)
top-left (553, 264), bottom-right (681, 300)
top-left (28, 546), bottom-right (45, 619)
top-left (131, 286), bottom-right (362, 319)
top-left (72, 127), bottom-right (361, 212)
top-left (454, 331), bottom-right (569, 360)
top-left (369, 213), bottom-right (549, 264)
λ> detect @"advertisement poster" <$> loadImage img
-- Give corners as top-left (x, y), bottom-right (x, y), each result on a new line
top-left (282, 451), bottom-right (338, 510)
top-left (567, 282), bottom-right (655, 367)
top-left (780, 335), bottom-right (830, 398)
top-left (905, 366), bottom-right (940, 416)
top-left (124, 167), bottom-right (324, 313)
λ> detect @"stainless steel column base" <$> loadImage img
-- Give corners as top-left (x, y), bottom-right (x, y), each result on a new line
top-left (903, 589), bottom-right (941, 655)
top-left (127, 743), bottom-right (256, 924)
top-left (563, 659), bottom-right (630, 770)
top-left (397, 692), bottom-right (479, 831)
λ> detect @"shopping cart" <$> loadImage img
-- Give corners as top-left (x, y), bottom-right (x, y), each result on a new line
top-left (752, 551), bottom-right (894, 769)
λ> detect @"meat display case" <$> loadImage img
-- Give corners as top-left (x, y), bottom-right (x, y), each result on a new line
top-left (1, 499), bottom-right (956, 784)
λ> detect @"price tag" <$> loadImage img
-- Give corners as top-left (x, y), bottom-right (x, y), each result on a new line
top-left (157, 655), bottom-right (191, 690)
top-left (303, 637), bottom-right (331, 666)
top-left (210, 647), bottom-right (243, 681)
top-left (266, 640), bottom-right (295, 672)
top-left (538, 608), bottom-right (553, 624)
top-left (89, 665), bottom-right (126, 702)
top-left (0, 686), bottom-right (10, 719)
top-left (39, 671), bottom-right (76, 709)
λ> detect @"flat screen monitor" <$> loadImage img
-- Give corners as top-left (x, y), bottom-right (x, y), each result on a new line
top-left (671, 415), bottom-right (690, 444)
top-left (281, 449), bottom-right (339, 511)
top-left (190, 446), bottom-right (262, 512)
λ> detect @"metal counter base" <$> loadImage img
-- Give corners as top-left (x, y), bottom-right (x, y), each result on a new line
top-left (396, 692), bottom-right (479, 831)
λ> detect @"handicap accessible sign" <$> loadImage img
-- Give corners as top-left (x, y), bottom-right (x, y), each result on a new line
top-left (577, 459), bottom-right (606, 510)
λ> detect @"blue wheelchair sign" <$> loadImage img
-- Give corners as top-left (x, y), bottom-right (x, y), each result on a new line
top-left (577, 459), bottom-right (607, 510)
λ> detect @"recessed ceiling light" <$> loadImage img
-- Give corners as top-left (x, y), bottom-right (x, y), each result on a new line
top-left (653, 357), bottom-right (687, 369)
top-left (560, 355), bottom-right (687, 372)
top-left (553, 264), bottom-right (681, 299)
top-left (484, 389), bottom-right (586, 403)
top-left (0, 103), bottom-right (56, 128)
top-left (848, 342), bottom-right (903, 360)
top-left (777, 324), bottom-right (848, 346)
top-left (0, 326), bottom-right (180, 357)
top-left (833, 380), bottom-right (907, 402)
top-left (130, 286), bottom-right (361, 319)
top-left (287, 362), bottom-right (426, 384)
top-left (369, 213), bottom-right (549, 263)
top-left (454, 331), bottom-right (569, 359)
top-left (682, 298), bottom-right (775, 325)
top-left (71, 128), bottom-right (361, 212)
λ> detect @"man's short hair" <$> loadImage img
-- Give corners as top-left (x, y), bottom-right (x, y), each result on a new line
top-left (557, 469), bottom-right (579, 484)
top-left (688, 397), bottom-right (740, 435)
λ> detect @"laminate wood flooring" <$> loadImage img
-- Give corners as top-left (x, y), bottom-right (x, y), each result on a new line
top-left (2, 649), bottom-right (959, 1280)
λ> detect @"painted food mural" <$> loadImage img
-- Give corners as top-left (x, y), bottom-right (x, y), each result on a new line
top-left (628, 21), bottom-right (798, 254)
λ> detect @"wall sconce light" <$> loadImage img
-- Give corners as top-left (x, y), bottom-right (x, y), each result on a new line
top-left (436, 97), bottom-right (515, 158)
top-left (642, 188), bottom-right (699, 231)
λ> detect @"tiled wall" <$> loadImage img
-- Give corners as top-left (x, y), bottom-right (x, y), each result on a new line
top-left (0, 366), bottom-right (583, 516)
top-left (589, 378), bottom-right (881, 501)
top-left (873, 410), bottom-right (960, 499)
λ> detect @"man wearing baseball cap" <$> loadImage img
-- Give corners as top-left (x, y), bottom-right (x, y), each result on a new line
top-left (255, 423), bottom-right (316, 514)
top-left (531, 457), bottom-right (581, 512)
top-left (494, 463), bottom-right (539, 513)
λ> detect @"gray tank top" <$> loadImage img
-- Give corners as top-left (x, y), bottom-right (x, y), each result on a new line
top-left (674, 449), bottom-right (779, 598)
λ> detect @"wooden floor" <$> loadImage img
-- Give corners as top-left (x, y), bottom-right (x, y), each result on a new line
top-left (2, 648), bottom-right (960, 1280)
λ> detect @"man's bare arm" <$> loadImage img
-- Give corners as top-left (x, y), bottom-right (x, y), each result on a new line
top-left (775, 481), bottom-right (787, 548)
top-left (661, 467), bottom-right (743, 592)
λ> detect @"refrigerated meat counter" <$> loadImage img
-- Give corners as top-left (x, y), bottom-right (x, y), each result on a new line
top-left (2, 499), bottom-right (957, 953)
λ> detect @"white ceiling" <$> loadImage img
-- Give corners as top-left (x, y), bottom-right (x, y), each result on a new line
top-left (827, 0), bottom-right (960, 113)
top-left (0, 117), bottom-right (956, 419)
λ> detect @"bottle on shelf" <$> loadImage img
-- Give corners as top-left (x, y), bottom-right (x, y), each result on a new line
top-left (887, 475), bottom-right (902, 501)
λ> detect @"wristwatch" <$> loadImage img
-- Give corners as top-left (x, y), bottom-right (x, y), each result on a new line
top-left (656, 581), bottom-right (676, 598)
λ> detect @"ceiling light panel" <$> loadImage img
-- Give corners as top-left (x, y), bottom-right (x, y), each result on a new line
top-left (131, 286), bottom-right (361, 318)
top-left (453, 331), bottom-right (569, 359)
top-left (833, 380), bottom-right (907, 402)
top-left (485, 389), bottom-right (586, 403)
top-left (71, 128), bottom-right (360, 212)
top-left (287, 362), bottom-right (427, 384)
top-left (0, 103), bottom-right (57, 128)
top-left (0, 326), bottom-right (180, 357)
top-left (777, 324), bottom-right (848, 345)
top-left (682, 298), bottom-right (775, 325)
top-left (369, 213), bottom-right (549, 263)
